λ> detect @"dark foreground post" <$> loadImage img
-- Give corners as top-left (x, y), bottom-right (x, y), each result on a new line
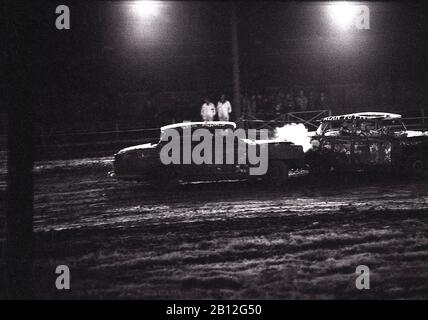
top-left (5, 1), bottom-right (38, 299)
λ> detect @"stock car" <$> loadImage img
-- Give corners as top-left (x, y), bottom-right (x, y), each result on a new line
top-left (112, 121), bottom-right (304, 189)
top-left (305, 112), bottom-right (428, 177)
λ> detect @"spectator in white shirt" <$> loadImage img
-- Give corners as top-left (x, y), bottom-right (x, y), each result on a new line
top-left (216, 94), bottom-right (232, 121)
top-left (201, 98), bottom-right (216, 121)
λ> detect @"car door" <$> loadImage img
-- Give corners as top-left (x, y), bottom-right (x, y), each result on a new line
top-left (353, 123), bottom-right (371, 169)
top-left (189, 127), bottom-right (219, 180)
top-left (367, 138), bottom-right (392, 166)
top-left (353, 120), bottom-right (392, 167)
top-left (212, 128), bottom-right (248, 179)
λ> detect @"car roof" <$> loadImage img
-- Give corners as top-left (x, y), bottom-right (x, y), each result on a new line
top-left (161, 121), bottom-right (236, 131)
top-left (321, 112), bottom-right (402, 121)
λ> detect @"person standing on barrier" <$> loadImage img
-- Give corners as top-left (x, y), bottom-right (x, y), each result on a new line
top-left (201, 97), bottom-right (216, 121)
top-left (217, 94), bottom-right (232, 121)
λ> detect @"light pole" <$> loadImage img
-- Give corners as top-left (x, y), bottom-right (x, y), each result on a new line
top-left (230, 2), bottom-right (241, 120)
top-left (127, 1), bottom-right (244, 120)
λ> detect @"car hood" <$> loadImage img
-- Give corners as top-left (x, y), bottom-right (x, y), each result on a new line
top-left (117, 142), bottom-right (157, 154)
top-left (240, 138), bottom-right (292, 145)
top-left (401, 130), bottom-right (428, 138)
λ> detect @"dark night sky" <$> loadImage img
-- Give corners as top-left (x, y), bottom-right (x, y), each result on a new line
top-left (7, 1), bottom-right (428, 124)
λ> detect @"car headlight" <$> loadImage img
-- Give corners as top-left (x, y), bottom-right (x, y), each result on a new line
top-left (310, 139), bottom-right (320, 148)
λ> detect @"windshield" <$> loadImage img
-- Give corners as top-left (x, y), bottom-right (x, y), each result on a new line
top-left (317, 117), bottom-right (407, 137)
top-left (316, 120), bottom-right (345, 135)
top-left (381, 119), bottom-right (407, 132)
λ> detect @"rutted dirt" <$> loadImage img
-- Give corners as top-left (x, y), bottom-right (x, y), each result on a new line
top-left (3, 156), bottom-right (428, 299)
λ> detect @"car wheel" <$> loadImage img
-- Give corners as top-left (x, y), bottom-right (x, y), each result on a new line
top-left (152, 166), bottom-right (178, 191)
top-left (404, 154), bottom-right (428, 179)
top-left (308, 162), bottom-right (331, 177)
top-left (263, 160), bottom-right (288, 188)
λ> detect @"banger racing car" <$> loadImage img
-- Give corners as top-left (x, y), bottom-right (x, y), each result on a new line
top-left (113, 121), bottom-right (304, 189)
top-left (305, 112), bottom-right (428, 177)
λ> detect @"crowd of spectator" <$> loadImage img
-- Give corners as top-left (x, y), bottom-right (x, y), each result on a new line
top-left (143, 89), bottom-right (332, 125)
top-left (117, 88), bottom-right (333, 126)
top-left (241, 89), bottom-right (331, 119)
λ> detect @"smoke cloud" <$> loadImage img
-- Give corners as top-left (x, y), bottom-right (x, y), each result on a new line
top-left (273, 123), bottom-right (312, 152)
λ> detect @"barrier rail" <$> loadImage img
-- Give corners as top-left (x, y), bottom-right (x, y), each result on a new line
top-left (239, 109), bottom-right (332, 130)
top-left (239, 111), bottom-right (428, 132)
top-left (37, 126), bottom-right (160, 147)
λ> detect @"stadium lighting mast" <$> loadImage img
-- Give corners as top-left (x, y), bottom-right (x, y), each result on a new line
top-left (126, 1), bottom-right (243, 120)
top-left (328, 1), bottom-right (359, 31)
top-left (199, 2), bottom-right (242, 120)
top-left (130, 1), bottom-right (161, 18)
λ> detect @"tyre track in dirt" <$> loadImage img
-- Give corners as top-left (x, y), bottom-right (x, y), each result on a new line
top-left (5, 156), bottom-right (428, 298)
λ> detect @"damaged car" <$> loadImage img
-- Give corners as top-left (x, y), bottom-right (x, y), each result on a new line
top-left (305, 112), bottom-right (428, 177)
top-left (113, 121), bottom-right (304, 189)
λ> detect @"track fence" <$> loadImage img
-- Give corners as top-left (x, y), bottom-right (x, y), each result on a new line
top-left (238, 109), bottom-right (332, 130)
top-left (0, 109), bottom-right (427, 160)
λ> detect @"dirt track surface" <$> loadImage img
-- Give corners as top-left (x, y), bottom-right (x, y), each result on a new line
top-left (3, 156), bottom-right (428, 299)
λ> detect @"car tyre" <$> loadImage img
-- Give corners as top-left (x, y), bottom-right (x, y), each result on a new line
top-left (404, 153), bottom-right (428, 179)
top-left (152, 166), bottom-right (178, 191)
top-left (263, 160), bottom-right (288, 188)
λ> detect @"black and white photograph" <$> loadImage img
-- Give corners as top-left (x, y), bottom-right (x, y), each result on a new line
top-left (1, 0), bottom-right (428, 306)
